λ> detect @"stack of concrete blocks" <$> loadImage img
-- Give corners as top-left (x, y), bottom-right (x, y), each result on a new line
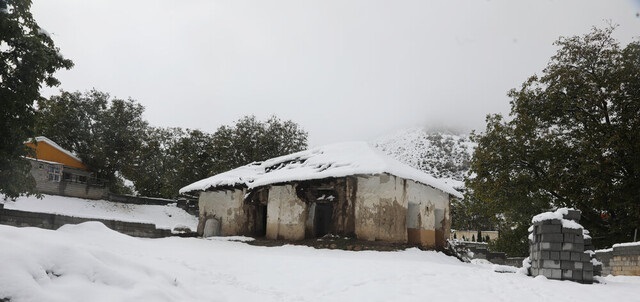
top-left (528, 209), bottom-right (594, 283)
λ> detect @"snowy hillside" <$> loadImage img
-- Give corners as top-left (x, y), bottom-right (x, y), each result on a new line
top-left (1, 223), bottom-right (638, 302)
top-left (373, 128), bottom-right (475, 188)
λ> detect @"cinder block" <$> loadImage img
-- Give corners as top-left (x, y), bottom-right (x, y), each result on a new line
top-left (573, 269), bottom-right (583, 281)
top-left (563, 210), bottom-right (581, 222)
top-left (562, 243), bottom-right (574, 251)
top-left (574, 262), bottom-right (583, 270)
top-left (541, 268), bottom-right (551, 278)
top-left (561, 261), bottom-right (574, 270)
top-left (563, 269), bottom-right (573, 279)
top-left (581, 253), bottom-right (590, 262)
top-left (571, 252), bottom-right (582, 261)
top-left (550, 251), bottom-right (560, 260)
top-left (561, 227), bottom-right (582, 235)
top-left (561, 252), bottom-right (571, 260)
top-left (543, 260), bottom-right (561, 269)
top-left (563, 233), bottom-right (574, 243)
top-left (542, 233), bottom-right (564, 242)
top-left (584, 262), bottom-right (593, 271)
top-left (540, 225), bottom-right (562, 234)
top-left (541, 251), bottom-right (551, 260)
top-left (551, 269), bottom-right (562, 279)
top-left (583, 270), bottom-right (593, 281)
top-left (538, 219), bottom-right (562, 226)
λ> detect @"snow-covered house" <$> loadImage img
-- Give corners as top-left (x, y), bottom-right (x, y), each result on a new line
top-left (180, 142), bottom-right (463, 249)
top-left (25, 136), bottom-right (107, 200)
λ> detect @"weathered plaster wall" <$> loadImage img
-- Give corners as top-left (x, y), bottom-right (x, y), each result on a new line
top-left (197, 189), bottom-right (249, 237)
top-left (405, 177), bottom-right (450, 248)
top-left (354, 174), bottom-right (408, 243)
top-left (266, 184), bottom-right (307, 240)
top-left (355, 174), bottom-right (451, 248)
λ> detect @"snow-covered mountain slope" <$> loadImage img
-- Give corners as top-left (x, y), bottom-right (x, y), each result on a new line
top-left (372, 128), bottom-right (476, 189)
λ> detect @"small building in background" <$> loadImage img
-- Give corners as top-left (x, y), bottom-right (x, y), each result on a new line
top-left (25, 136), bottom-right (107, 200)
top-left (180, 142), bottom-right (462, 249)
top-left (450, 230), bottom-right (499, 242)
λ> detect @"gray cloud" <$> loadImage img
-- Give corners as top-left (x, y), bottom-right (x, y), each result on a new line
top-left (33, 0), bottom-right (639, 145)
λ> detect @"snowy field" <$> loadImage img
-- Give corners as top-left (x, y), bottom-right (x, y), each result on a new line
top-left (0, 194), bottom-right (197, 231)
top-left (1, 223), bottom-right (639, 302)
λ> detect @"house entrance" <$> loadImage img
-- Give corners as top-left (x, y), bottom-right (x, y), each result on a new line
top-left (314, 203), bottom-right (333, 237)
top-left (255, 204), bottom-right (267, 237)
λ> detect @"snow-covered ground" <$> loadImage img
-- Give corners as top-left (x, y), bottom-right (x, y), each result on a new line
top-left (1, 223), bottom-right (638, 302)
top-left (0, 194), bottom-right (197, 231)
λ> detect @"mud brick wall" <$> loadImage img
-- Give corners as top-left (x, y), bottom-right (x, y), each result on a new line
top-left (528, 210), bottom-right (593, 283)
top-left (0, 208), bottom-right (172, 238)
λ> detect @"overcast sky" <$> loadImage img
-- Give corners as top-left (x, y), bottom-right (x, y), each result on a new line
top-left (32, 0), bottom-right (639, 146)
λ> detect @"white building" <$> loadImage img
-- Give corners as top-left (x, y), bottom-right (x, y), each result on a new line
top-left (180, 142), bottom-right (462, 249)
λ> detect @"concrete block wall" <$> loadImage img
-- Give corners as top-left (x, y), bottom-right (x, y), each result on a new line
top-left (596, 242), bottom-right (640, 276)
top-left (0, 208), bottom-right (172, 238)
top-left (528, 210), bottom-right (593, 283)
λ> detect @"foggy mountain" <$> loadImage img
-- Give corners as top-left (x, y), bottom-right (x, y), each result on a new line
top-left (372, 128), bottom-right (476, 188)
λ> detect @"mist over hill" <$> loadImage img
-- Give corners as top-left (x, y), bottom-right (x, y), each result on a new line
top-left (372, 128), bottom-right (476, 188)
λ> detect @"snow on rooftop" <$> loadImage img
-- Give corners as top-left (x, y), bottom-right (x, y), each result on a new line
top-left (30, 136), bottom-right (83, 163)
top-left (180, 141), bottom-right (463, 199)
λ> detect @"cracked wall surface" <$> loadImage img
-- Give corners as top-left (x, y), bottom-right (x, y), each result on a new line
top-left (196, 174), bottom-right (452, 249)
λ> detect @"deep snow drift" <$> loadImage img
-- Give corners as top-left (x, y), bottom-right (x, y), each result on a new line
top-left (1, 223), bottom-right (638, 302)
top-left (0, 194), bottom-right (197, 231)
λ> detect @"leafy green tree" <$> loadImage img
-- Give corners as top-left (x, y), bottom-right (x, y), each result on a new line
top-left (123, 127), bottom-right (217, 199)
top-left (210, 115), bottom-right (308, 172)
top-left (451, 189), bottom-right (498, 231)
top-left (0, 0), bottom-right (73, 199)
top-left (468, 26), bottom-right (640, 253)
top-left (35, 90), bottom-right (147, 193)
top-left (124, 116), bottom-right (307, 199)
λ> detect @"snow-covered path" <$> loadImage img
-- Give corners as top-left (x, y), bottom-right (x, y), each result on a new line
top-left (1, 223), bottom-right (638, 302)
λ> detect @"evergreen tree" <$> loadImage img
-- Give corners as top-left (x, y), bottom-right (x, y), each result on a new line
top-left (0, 0), bottom-right (73, 199)
top-left (468, 26), bottom-right (640, 254)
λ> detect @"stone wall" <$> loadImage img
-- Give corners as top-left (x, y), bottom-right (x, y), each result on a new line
top-left (0, 208), bottom-right (171, 238)
top-left (596, 243), bottom-right (640, 276)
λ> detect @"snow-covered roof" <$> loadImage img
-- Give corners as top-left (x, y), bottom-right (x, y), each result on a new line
top-left (31, 136), bottom-right (83, 163)
top-left (180, 141), bottom-right (463, 199)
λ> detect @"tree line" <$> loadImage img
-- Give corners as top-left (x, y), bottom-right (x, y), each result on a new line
top-left (34, 90), bottom-right (308, 198)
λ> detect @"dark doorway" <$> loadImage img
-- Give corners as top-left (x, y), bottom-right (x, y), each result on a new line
top-left (314, 203), bottom-right (333, 237)
top-left (255, 204), bottom-right (267, 237)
